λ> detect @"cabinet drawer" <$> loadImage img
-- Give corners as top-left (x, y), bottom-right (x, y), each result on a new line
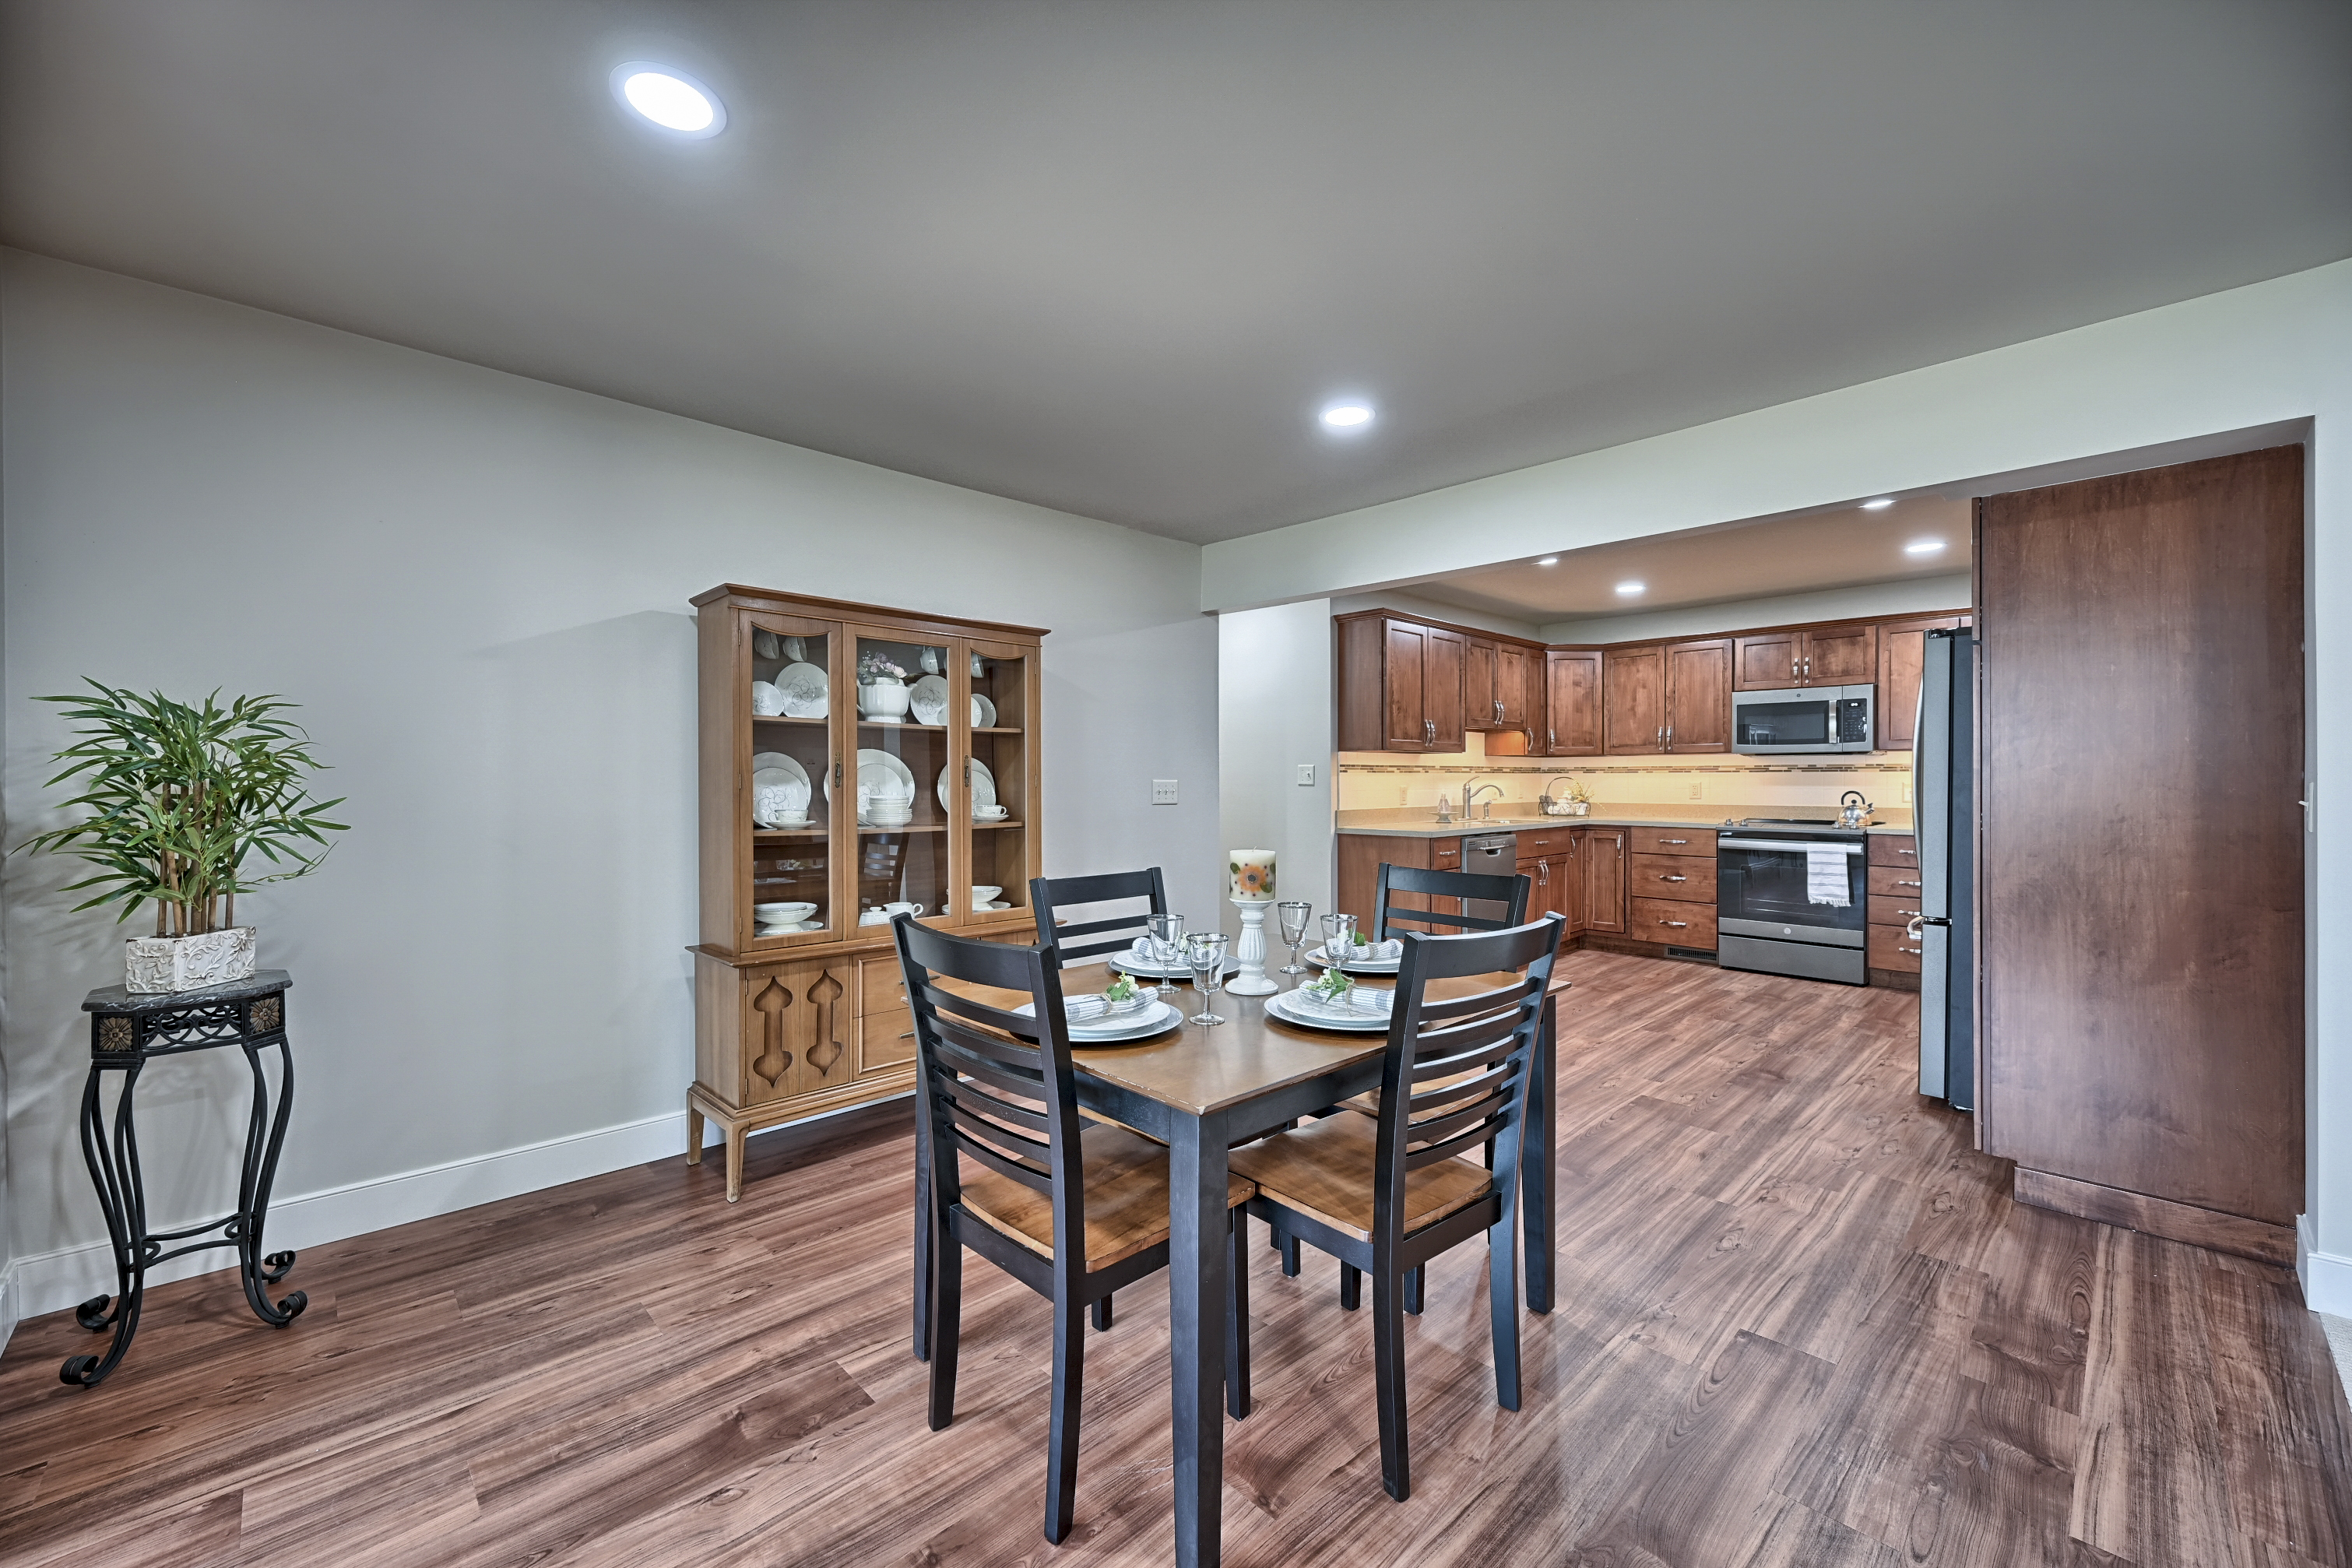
top-left (1629, 827), bottom-right (1715, 858)
top-left (1868, 835), bottom-right (1920, 868)
top-left (1869, 888), bottom-right (1927, 928)
top-left (1629, 853), bottom-right (1716, 901)
top-left (1630, 897), bottom-right (1717, 948)
top-left (1515, 828), bottom-right (1572, 862)
top-left (1867, 863), bottom-right (1926, 901)
top-left (856, 955), bottom-right (917, 1075)
top-left (1869, 923), bottom-right (1924, 973)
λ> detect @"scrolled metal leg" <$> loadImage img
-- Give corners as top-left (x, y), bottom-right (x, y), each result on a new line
top-left (62, 1065), bottom-right (148, 1387)
top-left (234, 1039), bottom-right (306, 1327)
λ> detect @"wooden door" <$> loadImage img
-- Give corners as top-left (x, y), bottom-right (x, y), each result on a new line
top-left (1732, 630), bottom-right (1804, 690)
top-left (1494, 643), bottom-right (1531, 730)
top-left (1876, 614), bottom-right (1964, 751)
top-left (1576, 828), bottom-right (1626, 933)
top-left (1979, 446), bottom-right (2303, 1238)
top-left (1602, 646), bottom-right (1664, 754)
top-left (1543, 649), bottom-right (1601, 754)
top-left (1424, 628), bottom-right (1468, 751)
top-left (1661, 638), bottom-right (1732, 753)
top-left (1464, 638), bottom-right (1499, 730)
top-left (1805, 623), bottom-right (1879, 684)
top-left (1380, 619), bottom-right (1431, 750)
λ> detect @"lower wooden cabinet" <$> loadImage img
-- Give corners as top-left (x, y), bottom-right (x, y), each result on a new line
top-left (1865, 834), bottom-right (1924, 986)
top-left (1630, 896), bottom-right (1718, 949)
top-left (1575, 828), bottom-right (1626, 934)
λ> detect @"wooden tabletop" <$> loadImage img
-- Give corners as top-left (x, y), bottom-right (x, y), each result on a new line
top-left (947, 962), bottom-right (1517, 1116)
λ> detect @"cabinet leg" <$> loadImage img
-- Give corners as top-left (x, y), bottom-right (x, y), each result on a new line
top-left (725, 1124), bottom-right (747, 1204)
top-left (687, 1105), bottom-right (705, 1165)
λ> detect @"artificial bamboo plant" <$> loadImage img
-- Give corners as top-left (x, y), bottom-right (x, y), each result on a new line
top-left (19, 682), bottom-right (349, 936)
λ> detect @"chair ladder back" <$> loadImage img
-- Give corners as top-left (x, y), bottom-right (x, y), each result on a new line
top-left (895, 916), bottom-right (1088, 1264)
top-left (1373, 864), bottom-right (1532, 942)
top-left (1028, 868), bottom-right (1170, 967)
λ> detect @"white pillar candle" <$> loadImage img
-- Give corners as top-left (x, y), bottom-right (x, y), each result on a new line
top-left (1228, 849), bottom-right (1277, 901)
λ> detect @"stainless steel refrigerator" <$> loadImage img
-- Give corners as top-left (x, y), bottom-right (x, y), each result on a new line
top-left (1914, 628), bottom-right (1974, 1109)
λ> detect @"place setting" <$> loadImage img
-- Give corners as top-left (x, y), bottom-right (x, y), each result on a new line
top-left (1012, 969), bottom-right (1185, 1045)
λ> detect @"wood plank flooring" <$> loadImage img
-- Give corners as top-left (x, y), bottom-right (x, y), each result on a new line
top-left (4, 950), bottom-right (2347, 1566)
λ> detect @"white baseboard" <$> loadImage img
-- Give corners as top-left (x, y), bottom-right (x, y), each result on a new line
top-left (2298, 1215), bottom-right (2352, 1315)
top-left (0, 1264), bottom-right (19, 1358)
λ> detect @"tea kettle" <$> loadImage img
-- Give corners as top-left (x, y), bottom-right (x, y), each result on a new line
top-left (1838, 789), bottom-right (1873, 829)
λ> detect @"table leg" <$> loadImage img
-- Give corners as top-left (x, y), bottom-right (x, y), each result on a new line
top-left (62, 1065), bottom-right (146, 1388)
top-left (1522, 994), bottom-right (1556, 1313)
top-left (1168, 1109), bottom-right (1229, 1568)
top-left (234, 1038), bottom-right (307, 1328)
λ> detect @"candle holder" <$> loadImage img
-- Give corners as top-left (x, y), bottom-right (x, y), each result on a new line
top-left (1226, 897), bottom-right (1281, 996)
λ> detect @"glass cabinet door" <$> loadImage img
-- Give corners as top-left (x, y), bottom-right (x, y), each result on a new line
top-left (847, 629), bottom-right (953, 932)
top-left (744, 612), bottom-right (842, 948)
top-left (958, 638), bottom-right (1035, 926)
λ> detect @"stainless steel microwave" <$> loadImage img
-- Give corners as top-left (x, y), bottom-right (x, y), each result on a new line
top-left (1731, 684), bottom-right (1876, 754)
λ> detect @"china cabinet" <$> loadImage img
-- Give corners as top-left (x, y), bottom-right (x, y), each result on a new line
top-left (688, 584), bottom-right (1046, 1201)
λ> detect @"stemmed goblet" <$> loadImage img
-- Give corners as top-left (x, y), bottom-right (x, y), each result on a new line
top-left (1183, 932), bottom-right (1231, 1026)
top-left (1145, 912), bottom-right (1186, 969)
top-left (1276, 901), bottom-right (1313, 981)
top-left (1320, 912), bottom-right (1359, 972)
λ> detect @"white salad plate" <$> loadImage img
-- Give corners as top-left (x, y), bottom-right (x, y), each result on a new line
top-left (751, 758), bottom-right (812, 826)
top-left (907, 674), bottom-right (951, 726)
top-left (971, 693), bottom-right (998, 729)
top-left (1267, 986), bottom-right (1396, 1033)
top-left (1305, 943), bottom-right (1403, 974)
top-left (825, 748), bottom-right (917, 814)
top-left (1012, 997), bottom-right (1183, 1044)
top-left (773, 662), bottom-right (830, 719)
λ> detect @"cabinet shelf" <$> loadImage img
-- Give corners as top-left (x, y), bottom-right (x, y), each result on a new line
top-left (751, 713), bottom-right (828, 726)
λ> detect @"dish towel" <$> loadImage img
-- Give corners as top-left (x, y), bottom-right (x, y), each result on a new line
top-left (1805, 848), bottom-right (1851, 906)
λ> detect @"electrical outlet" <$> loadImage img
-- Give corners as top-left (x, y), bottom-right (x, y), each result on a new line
top-left (1296, 763), bottom-right (1317, 787)
top-left (1151, 779), bottom-right (1179, 806)
top-left (1688, 782), bottom-right (1703, 800)
top-left (1902, 781), bottom-right (1914, 803)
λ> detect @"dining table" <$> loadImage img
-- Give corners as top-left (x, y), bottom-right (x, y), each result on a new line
top-left (923, 958), bottom-right (1557, 1568)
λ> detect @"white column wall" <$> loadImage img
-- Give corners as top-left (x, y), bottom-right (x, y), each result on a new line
top-left (1216, 601), bottom-right (1334, 935)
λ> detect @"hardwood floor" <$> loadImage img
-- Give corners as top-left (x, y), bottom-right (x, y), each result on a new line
top-left (4, 950), bottom-right (2347, 1566)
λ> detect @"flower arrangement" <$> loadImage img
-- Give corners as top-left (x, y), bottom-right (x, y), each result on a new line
top-left (1307, 966), bottom-right (1353, 1000)
top-left (857, 652), bottom-right (909, 684)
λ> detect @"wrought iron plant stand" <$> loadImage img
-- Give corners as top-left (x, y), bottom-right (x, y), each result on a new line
top-left (63, 969), bottom-right (308, 1387)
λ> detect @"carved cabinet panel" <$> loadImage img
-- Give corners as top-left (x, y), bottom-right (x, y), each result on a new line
top-left (736, 958), bottom-right (860, 1106)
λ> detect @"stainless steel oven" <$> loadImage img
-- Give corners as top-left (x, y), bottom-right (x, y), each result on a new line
top-left (1715, 821), bottom-right (1869, 984)
top-left (1732, 684), bottom-right (1876, 754)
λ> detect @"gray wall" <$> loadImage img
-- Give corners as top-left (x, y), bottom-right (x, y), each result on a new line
top-left (0, 252), bottom-right (1220, 1313)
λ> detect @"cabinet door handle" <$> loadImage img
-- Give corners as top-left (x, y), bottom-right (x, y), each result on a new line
top-left (1424, 719), bottom-right (1435, 743)
top-left (1547, 727), bottom-right (1556, 751)
top-left (1804, 656), bottom-right (1812, 678)
top-left (1664, 725), bottom-right (1673, 749)
top-left (1791, 658), bottom-right (1799, 680)
top-left (1655, 725), bottom-right (1663, 746)
top-left (1538, 862), bottom-right (1549, 884)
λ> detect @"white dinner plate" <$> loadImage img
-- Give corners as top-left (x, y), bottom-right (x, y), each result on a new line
top-left (773, 662), bottom-right (830, 719)
top-left (1305, 943), bottom-right (1402, 974)
top-left (907, 673), bottom-right (951, 726)
top-left (825, 748), bottom-right (917, 815)
top-left (751, 758), bottom-right (812, 826)
top-left (751, 751), bottom-right (793, 772)
top-left (1111, 951), bottom-right (1239, 979)
top-left (1267, 986), bottom-right (1396, 1033)
top-left (933, 759), bottom-right (1000, 814)
top-left (972, 693), bottom-right (998, 729)
top-left (1013, 997), bottom-right (1183, 1043)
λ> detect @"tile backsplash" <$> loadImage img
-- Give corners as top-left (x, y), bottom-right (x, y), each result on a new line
top-left (1337, 731), bottom-right (1910, 814)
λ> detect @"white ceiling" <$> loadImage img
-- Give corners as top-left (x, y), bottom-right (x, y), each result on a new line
top-left (1408, 496), bottom-right (1973, 621)
top-left (4, 2), bottom-right (2347, 544)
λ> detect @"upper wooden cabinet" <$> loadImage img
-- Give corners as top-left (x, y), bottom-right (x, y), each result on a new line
top-left (1542, 649), bottom-right (1602, 755)
top-left (1733, 623), bottom-right (1880, 690)
top-left (1876, 614), bottom-right (1968, 751)
top-left (1463, 636), bottom-right (1538, 735)
top-left (1336, 612), bottom-right (1467, 752)
top-left (1602, 645), bottom-right (1664, 754)
top-left (1605, 638), bottom-right (1730, 754)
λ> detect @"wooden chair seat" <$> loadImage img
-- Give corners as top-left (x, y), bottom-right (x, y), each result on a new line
top-left (1229, 1114), bottom-right (1491, 1243)
top-left (963, 1123), bottom-right (1254, 1271)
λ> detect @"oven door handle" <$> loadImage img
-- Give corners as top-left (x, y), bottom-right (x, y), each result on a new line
top-left (1717, 838), bottom-right (1865, 853)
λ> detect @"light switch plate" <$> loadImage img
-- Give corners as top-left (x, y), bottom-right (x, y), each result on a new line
top-left (1687, 782), bottom-right (1703, 800)
top-left (1151, 779), bottom-right (1180, 805)
top-left (1296, 764), bottom-right (1317, 786)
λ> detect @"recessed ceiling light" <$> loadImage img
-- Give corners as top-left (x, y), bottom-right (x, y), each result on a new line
top-left (1319, 401), bottom-right (1375, 432)
top-left (1904, 538), bottom-right (1947, 556)
top-left (611, 63), bottom-right (726, 137)
top-left (1615, 580), bottom-right (1645, 596)
top-left (1536, 556), bottom-right (1559, 567)
top-left (1861, 497), bottom-right (1896, 511)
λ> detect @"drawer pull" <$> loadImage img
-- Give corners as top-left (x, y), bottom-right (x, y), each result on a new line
top-left (1657, 918), bottom-right (1688, 929)
top-left (1658, 838), bottom-right (1689, 845)
top-left (1892, 907), bottom-right (1921, 919)
top-left (1658, 874), bottom-right (1687, 883)
top-left (1897, 945), bottom-right (1921, 956)
top-left (1896, 879), bottom-right (1921, 888)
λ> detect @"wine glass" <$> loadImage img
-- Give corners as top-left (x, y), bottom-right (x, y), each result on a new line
top-left (1321, 912), bottom-right (1359, 972)
top-left (1183, 932), bottom-right (1230, 1025)
top-left (1146, 912), bottom-right (1186, 970)
top-left (1276, 901), bottom-right (1313, 981)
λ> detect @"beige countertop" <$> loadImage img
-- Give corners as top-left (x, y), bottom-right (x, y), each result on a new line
top-left (1334, 803), bottom-right (1916, 838)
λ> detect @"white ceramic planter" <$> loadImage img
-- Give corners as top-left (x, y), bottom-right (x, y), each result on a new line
top-left (125, 926), bottom-right (257, 994)
top-left (857, 677), bottom-right (910, 723)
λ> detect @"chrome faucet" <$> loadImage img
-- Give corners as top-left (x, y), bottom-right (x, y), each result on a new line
top-left (1461, 776), bottom-right (1506, 822)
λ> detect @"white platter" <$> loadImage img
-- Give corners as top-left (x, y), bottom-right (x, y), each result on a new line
top-left (1013, 997), bottom-right (1183, 1044)
top-left (1267, 986), bottom-right (1396, 1033)
top-left (907, 673), bottom-right (950, 726)
top-left (972, 693), bottom-right (998, 728)
top-left (1306, 943), bottom-right (1402, 974)
top-left (773, 662), bottom-right (830, 719)
top-left (826, 748), bottom-right (917, 819)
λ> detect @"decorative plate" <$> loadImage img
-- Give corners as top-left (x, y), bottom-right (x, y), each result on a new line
top-left (774, 662), bottom-right (830, 719)
top-left (1012, 998), bottom-right (1183, 1044)
top-left (908, 674), bottom-right (950, 726)
top-left (972, 693), bottom-right (998, 729)
top-left (933, 760), bottom-right (1000, 814)
top-left (751, 758), bottom-right (811, 825)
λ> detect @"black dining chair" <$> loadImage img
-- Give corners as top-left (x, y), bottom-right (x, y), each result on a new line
top-left (1371, 862), bottom-right (1530, 940)
top-left (894, 916), bottom-right (1254, 1545)
top-left (1026, 868), bottom-right (1169, 967)
top-left (1232, 914), bottom-right (1563, 1503)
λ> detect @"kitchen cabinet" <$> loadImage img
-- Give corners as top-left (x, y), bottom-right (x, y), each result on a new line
top-left (1465, 637), bottom-right (1537, 737)
top-left (1335, 831), bottom-right (1462, 926)
top-left (1606, 640), bottom-right (1731, 754)
top-left (1732, 624), bottom-right (1881, 691)
top-left (1335, 612), bottom-right (1467, 752)
top-left (1573, 827), bottom-right (1626, 934)
top-left (1622, 827), bottom-right (1715, 951)
top-left (1875, 615), bottom-right (1967, 751)
top-left (1865, 835), bottom-right (1925, 983)
top-left (1542, 649), bottom-right (1602, 755)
